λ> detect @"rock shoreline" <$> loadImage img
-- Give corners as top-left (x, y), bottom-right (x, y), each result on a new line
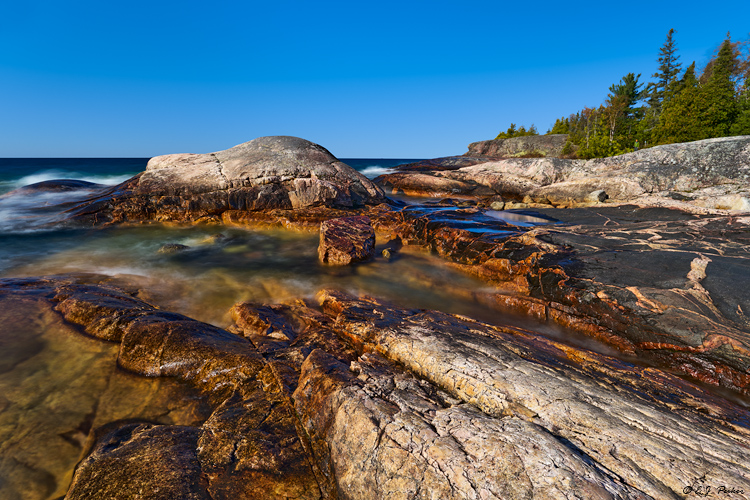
top-left (3, 275), bottom-right (750, 499)
top-left (5, 135), bottom-right (750, 499)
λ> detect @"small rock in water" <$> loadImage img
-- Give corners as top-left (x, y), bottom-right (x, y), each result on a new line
top-left (158, 243), bottom-right (190, 254)
top-left (318, 216), bottom-right (375, 266)
top-left (200, 233), bottom-right (229, 244)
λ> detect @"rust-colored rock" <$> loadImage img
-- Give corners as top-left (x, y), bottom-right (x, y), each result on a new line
top-left (318, 215), bottom-right (376, 265)
top-left (66, 423), bottom-right (210, 500)
top-left (3, 276), bottom-right (750, 499)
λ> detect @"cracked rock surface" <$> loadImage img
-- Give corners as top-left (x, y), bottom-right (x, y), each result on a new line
top-left (2, 276), bottom-right (750, 499)
top-left (65, 136), bottom-right (385, 224)
top-left (376, 136), bottom-right (750, 210)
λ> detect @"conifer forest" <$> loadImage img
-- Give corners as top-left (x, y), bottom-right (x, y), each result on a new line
top-left (499, 30), bottom-right (750, 159)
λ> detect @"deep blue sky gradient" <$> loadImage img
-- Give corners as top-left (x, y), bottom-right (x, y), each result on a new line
top-left (1, 1), bottom-right (748, 157)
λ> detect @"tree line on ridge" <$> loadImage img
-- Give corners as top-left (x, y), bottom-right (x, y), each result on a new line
top-left (496, 30), bottom-right (750, 159)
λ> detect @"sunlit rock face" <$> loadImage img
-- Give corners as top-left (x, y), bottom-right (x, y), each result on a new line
top-left (376, 136), bottom-right (750, 209)
top-left (67, 136), bottom-right (386, 223)
top-left (318, 215), bottom-right (376, 266)
top-left (3, 277), bottom-right (750, 499)
top-left (466, 134), bottom-right (571, 158)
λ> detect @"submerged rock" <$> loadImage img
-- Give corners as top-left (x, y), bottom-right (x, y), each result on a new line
top-left (4, 179), bottom-right (105, 195)
top-left (318, 215), bottom-right (376, 266)
top-left (66, 136), bottom-right (386, 224)
top-left (158, 243), bottom-right (190, 254)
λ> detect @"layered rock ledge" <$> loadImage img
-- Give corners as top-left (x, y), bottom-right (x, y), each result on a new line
top-left (2, 276), bottom-right (750, 499)
top-left (376, 136), bottom-right (750, 211)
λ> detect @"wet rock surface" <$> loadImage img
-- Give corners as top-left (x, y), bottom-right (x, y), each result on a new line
top-left (361, 203), bottom-right (750, 396)
top-left (318, 215), bottom-right (376, 265)
top-left (3, 276), bottom-right (750, 499)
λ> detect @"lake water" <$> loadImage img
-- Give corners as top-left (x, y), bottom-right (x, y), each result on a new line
top-left (0, 158), bottom-right (525, 326)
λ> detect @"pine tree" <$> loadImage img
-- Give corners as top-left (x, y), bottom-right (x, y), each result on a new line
top-left (702, 37), bottom-right (739, 137)
top-left (652, 63), bottom-right (700, 144)
top-left (548, 117), bottom-right (570, 134)
top-left (731, 72), bottom-right (750, 135)
top-left (654, 38), bottom-right (739, 144)
top-left (648, 29), bottom-right (682, 113)
top-left (604, 73), bottom-right (644, 143)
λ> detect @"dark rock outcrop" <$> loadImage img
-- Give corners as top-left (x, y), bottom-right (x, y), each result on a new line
top-left (66, 423), bottom-right (210, 500)
top-left (66, 136), bottom-right (386, 224)
top-left (318, 215), bottom-right (376, 265)
top-left (3, 179), bottom-right (104, 194)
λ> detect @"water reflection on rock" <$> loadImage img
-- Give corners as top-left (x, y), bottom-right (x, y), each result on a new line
top-left (0, 284), bottom-right (211, 500)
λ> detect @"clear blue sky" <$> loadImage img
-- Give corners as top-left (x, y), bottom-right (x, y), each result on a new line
top-left (1, 1), bottom-right (748, 158)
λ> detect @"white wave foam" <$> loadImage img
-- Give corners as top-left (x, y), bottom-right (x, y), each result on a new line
top-left (13, 170), bottom-right (133, 188)
top-left (0, 189), bottom-right (100, 233)
top-left (359, 166), bottom-right (395, 179)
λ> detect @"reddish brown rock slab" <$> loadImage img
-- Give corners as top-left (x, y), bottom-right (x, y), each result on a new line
top-left (65, 423), bottom-right (211, 500)
top-left (3, 276), bottom-right (325, 499)
top-left (220, 204), bottom-right (395, 233)
top-left (318, 215), bottom-right (376, 266)
top-left (197, 378), bottom-right (321, 500)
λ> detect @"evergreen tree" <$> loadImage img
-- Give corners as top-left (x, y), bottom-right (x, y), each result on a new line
top-left (702, 37), bottom-right (739, 137)
top-left (495, 123), bottom-right (539, 139)
top-left (648, 29), bottom-right (682, 112)
top-left (541, 32), bottom-right (750, 157)
top-left (731, 66), bottom-right (750, 135)
top-left (655, 38), bottom-right (739, 144)
top-left (604, 73), bottom-right (644, 143)
top-left (548, 117), bottom-right (570, 134)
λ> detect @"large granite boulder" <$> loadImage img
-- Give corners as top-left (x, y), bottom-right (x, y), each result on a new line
top-left (67, 136), bottom-right (386, 223)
